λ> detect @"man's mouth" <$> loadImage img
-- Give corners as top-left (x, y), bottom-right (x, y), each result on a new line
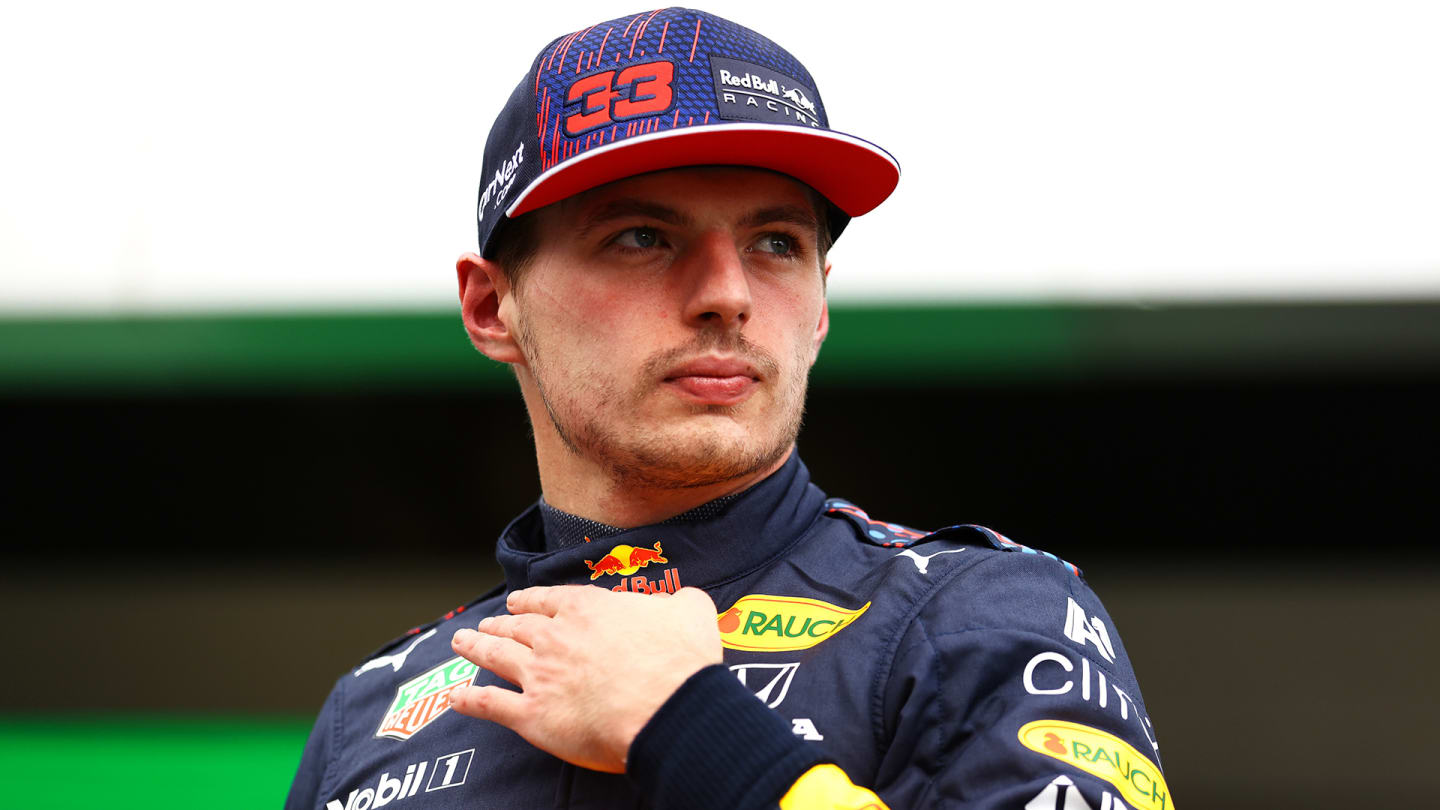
top-left (662, 357), bottom-right (761, 406)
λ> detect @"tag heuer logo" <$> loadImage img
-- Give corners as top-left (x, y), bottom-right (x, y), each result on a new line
top-left (376, 656), bottom-right (477, 741)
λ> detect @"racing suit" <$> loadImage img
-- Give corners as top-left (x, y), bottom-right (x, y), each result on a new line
top-left (286, 453), bottom-right (1170, 809)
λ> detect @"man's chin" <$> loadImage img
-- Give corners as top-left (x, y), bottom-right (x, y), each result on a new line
top-left (602, 429), bottom-right (793, 492)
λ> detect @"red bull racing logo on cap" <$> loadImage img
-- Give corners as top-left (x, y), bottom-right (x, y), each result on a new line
top-left (584, 542), bottom-right (682, 594)
top-left (709, 56), bottom-right (822, 128)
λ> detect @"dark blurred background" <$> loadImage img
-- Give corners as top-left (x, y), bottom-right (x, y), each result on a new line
top-left (3, 301), bottom-right (1437, 808)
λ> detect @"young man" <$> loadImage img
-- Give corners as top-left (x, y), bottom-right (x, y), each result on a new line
top-left (287, 9), bottom-right (1170, 810)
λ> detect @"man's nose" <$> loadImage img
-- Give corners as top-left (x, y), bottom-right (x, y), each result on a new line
top-left (677, 231), bottom-right (752, 328)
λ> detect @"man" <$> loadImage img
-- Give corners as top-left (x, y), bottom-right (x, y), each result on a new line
top-left (287, 8), bottom-right (1169, 810)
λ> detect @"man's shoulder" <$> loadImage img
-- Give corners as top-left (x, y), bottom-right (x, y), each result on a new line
top-left (818, 497), bottom-right (1082, 576)
top-left (812, 497), bottom-right (1100, 637)
top-left (342, 585), bottom-right (508, 686)
top-left (817, 501), bottom-right (1140, 692)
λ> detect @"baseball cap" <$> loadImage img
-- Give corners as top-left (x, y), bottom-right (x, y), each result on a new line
top-left (475, 7), bottom-right (900, 257)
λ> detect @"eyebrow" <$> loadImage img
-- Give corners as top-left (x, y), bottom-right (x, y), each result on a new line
top-left (574, 200), bottom-right (820, 239)
top-left (576, 200), bottom-right (693, 239)
top-left (739, 204), bottom-right (820, 234)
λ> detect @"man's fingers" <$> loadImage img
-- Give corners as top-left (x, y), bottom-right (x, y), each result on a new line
top-left (452, 628), bottom-right (532, 686)
top-left (507, 584), bottom-right (586, 617)
top-left (674, 586), bottom-right (718, 613)
top-left (447, 683), bottom-right (526, 727)
top-left (476, 613), bottom-right (547, 647)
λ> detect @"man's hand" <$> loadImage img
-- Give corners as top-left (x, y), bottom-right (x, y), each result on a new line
top-left (448, 584), bottom-right (723, 773)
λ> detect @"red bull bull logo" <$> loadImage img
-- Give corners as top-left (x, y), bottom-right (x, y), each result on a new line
top-left (584, 542), bottom-right (668, 580)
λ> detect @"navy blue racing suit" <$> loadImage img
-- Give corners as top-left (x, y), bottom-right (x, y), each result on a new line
top-left (286, 452), bottom-right (1170, 809)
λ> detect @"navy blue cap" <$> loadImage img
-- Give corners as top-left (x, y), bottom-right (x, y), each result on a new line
top-left (475, 7), bottom-right (900, 257)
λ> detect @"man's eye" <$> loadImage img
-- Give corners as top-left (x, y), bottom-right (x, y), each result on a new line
top-left (615, 227), bottom-right (660, 249)
top-left (754, 233), bottom-right (795, 256)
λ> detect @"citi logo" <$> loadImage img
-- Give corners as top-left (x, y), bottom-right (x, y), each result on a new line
top-left (325, 749), bottom-right (473, 810)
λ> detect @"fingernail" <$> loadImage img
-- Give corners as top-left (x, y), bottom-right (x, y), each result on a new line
top-left (452, 628), bottom-right (475, 645)
top-left (477, 616), bottom-right (492, 630)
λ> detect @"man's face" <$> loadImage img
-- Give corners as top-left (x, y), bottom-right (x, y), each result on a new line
top-left (500, 167), bottom-right (830, 491)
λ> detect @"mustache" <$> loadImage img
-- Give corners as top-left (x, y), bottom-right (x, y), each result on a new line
top-left (640, 331), bottom-right (780, 381)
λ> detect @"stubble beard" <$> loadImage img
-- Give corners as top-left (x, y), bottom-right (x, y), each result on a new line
top-left (515, 321), bottom-right (807, 491)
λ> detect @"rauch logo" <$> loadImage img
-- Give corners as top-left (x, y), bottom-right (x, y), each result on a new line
top-left (715, 594), bottom-right (870, 652)
top-left (1018, 719), bottom-right (1172, 810)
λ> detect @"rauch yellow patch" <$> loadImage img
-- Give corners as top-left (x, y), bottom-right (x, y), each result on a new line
top-left (1018, 719), bottom-right (1172, 810)
top-left (715, 594), bottom-right (870, 652)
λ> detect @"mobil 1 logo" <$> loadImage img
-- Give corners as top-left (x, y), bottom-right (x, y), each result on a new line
top-left (709, 56), bottom-right (823, 127)
top-left (325, 749), bottom-right (474, 810)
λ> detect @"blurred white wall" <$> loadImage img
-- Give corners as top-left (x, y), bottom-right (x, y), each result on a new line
top-left (2, 0), bottom-right (1437, 314)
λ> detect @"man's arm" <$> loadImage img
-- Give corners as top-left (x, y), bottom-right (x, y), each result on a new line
top-left (448, 585), bottom-right (888, 809)
top-left (449, 567), bottom-right (1168, 810)
top-left (446, 585), bottom-right (723, 773)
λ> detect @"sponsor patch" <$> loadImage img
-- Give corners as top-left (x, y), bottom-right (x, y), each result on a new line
top-left (583, 542), bottom-right (682, 593)
top-left (716, 594), bottom-right (869, 652)
top-left (731, 661), bottom-right (800, 708)
top-left (325, 749), bottom-right (473, 810)
top-left (609, 567), bottom-right (682, 594)
top-left (1021, 649), bottom-right (1160, 758)
top-left (791, 717), bottom-right (823, 740)
top-left (584, 542), bottom-right (668, 580)
top-left (895, 546), bottom-right (964, 574)
top-left (1018, 720), bottom-right (1171, 810)
top-left (477, 143), bottom-right (524, 213)
top-left (709, 56), bottom-right (822, 128)
top-left (376, 657), bottom-right (477, 741)
top-left (1063, 597), bottom-right (1116, 663)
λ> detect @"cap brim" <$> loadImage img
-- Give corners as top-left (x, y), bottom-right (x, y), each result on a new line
top-left (506, 123), bottom-right (900, 219)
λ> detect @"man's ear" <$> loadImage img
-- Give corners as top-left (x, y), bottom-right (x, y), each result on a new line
top-left (811, 262), bottom-right (832, 365)
top-left (456, 252), bottom-right (524, 364)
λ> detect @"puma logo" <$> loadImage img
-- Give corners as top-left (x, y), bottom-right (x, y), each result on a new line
top-left (896, 547), bottom-right (965, 575)
top-left (354, 628), bottom-right (436, 677)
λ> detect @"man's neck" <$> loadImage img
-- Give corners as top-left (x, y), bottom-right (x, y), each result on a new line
top-left (538, 489), bottom-right (747, 550)
top-left (535, 445), bottom-right (794, 529)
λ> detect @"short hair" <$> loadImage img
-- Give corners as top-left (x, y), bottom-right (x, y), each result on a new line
top-left (488, 185), bottom-right (836, 289)
top-left (486, 214), bottom-right (541, 289)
